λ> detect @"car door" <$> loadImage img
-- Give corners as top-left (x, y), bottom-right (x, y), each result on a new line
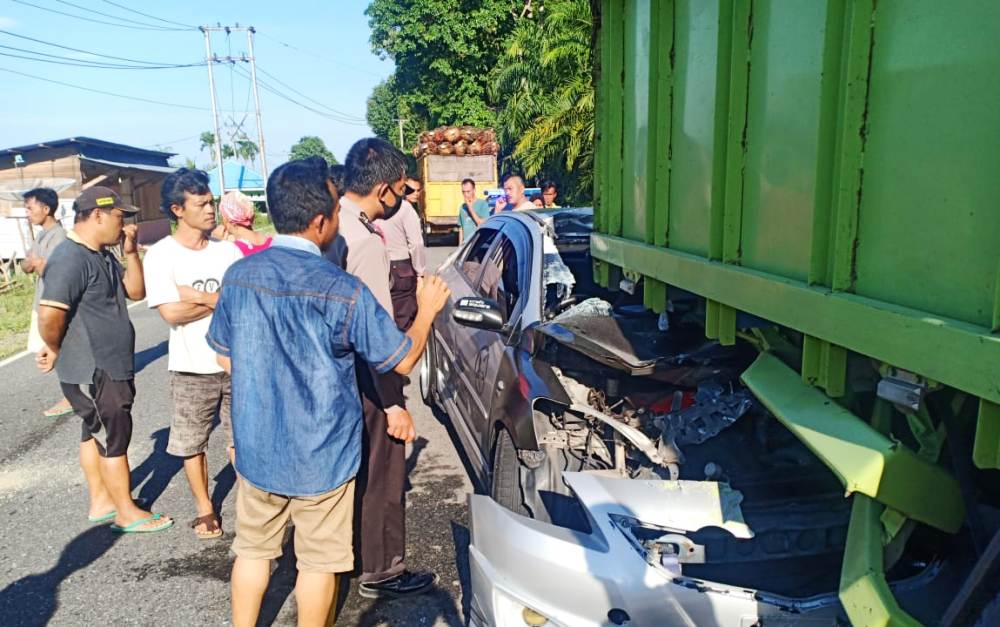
top-left (460, 221), bottom-right (534, 449)
top-left (435, 226), bottom-right (502, 431)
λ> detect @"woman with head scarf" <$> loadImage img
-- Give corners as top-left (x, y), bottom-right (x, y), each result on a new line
top-left (218, 190), bottom-right (272, 255)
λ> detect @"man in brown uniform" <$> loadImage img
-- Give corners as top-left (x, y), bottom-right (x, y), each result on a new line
top-left (337, 138), bottom-right (437, 598)
top-left (376, 176), bottom-right (426, 331)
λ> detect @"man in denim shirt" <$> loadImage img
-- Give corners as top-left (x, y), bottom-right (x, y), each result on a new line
top-left (206, 157), bottom-right (449, 627)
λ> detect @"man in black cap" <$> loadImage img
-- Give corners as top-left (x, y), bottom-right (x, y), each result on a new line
top-left (36, 186), bottom-right (173, 534)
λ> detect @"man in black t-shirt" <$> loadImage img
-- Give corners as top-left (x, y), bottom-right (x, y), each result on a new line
top-left (37, 187), bottom-right (173, 534)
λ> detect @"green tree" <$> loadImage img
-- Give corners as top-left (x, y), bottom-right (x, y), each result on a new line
top-left (494, 0), bottom-right (594, 200)
top-left (288, 136), bottom-right (338, 164)
top-left (199, 131), bottom-right (235, 160)
top-left (365, 0), bottom-right (517, 146)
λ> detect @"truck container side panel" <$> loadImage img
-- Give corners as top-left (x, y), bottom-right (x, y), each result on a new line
top-left (602, 0), bottom-right (626, 238)
top-left (720, 0), bottom-right (750, 266)
top-left (828, 0), bottom-right (875, 293)
top-left (806, 0), bottom-right (849, 287)
top-left (739, 0), bottom-right (828, 282)
top-left (622, 0), bottom-right (651, 243)
top-left (666, 0), bottom-right (725, 257)
top-left (853, 0), bottom-right (1000, 328)
top-left (645, 0), bottom-right (672, 248)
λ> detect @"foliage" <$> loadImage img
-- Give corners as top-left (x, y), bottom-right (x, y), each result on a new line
top-left (288, 136), bottom-right (338, 165)
top-left (0, 274), bottom-right (33, 359)
top-left (494, 0), bottom-right (594, 202)
top-left (200, 131), bottom-right (260, 166)
top-left (364, 0), bottom-right (519, 148)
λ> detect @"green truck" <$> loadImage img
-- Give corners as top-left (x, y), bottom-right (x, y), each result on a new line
top-left (590, 1), bottom-right (1000, 624)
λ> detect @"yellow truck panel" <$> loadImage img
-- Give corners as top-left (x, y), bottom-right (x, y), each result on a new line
top-left (419, 155), bottom-right (497, 234)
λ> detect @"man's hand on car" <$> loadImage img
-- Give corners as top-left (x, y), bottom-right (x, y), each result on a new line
top-left (416, 274), bottom-right (450, 315)
top-left (386, 408), bottom-right (417, 443)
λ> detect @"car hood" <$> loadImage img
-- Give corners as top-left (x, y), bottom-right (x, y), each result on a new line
top-left (535, 298), bottom-right (670, 375)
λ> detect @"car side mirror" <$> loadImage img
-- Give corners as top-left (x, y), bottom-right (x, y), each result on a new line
top-left (452, 297), bottom-right (506, 332)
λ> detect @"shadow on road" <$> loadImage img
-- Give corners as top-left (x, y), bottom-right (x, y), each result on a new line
top-left (211, 462), bottom-right (236, 515)
top-left (257, 533), bottom-right (298, 626)
top-left (134, 340), bottom-right (168, 374)
top-left (0, 526), bottom-right (118, 626)
top-left (451, 521), bottom-right (472, 622)
top-left (130, 427), bottom-right (183, 508)
top-left (404, 436), bottom-right (429, 493)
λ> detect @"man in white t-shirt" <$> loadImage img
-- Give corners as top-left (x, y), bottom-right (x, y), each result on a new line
top-left (145, 168), bottom-right (242, 540)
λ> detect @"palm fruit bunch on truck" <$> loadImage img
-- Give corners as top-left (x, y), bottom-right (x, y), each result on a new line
top-left (412, 126), bottom-right (500, 158)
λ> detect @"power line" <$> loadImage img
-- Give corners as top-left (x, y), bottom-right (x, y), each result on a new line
top-left (232, 64), bottom-right (368, 126)
top-left (255, 66), bottom-right (366, 121)
top-left (12, 0), bottom-right (188, 31)
top-left (52, 0), bottom-right (190, 30)
top-left (256, 32), bottom-right (379, 80)
top-left (99, 0), bottom-right (197, 29)
top-left (0, 29), bottom-right (187, 65)
top-left (0, 65), bottom-right (210, 110)
top-left (0, 45), bottom-right (205, 70)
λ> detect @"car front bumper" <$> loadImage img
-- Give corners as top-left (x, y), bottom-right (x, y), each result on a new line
top-left (467, 486), bottom-right (842, 627)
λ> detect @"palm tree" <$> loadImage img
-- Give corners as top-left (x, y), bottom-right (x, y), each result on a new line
top-left (494, 0), bottom-right (594, 190)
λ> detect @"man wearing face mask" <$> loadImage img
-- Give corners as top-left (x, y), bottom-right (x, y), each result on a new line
top-left (337, 137), bottom-right (438, 599)
top-left (375, 175), bottom-right (426, 331)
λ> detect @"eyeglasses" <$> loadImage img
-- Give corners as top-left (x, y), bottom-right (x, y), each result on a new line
top-left (404, 183), bottom-right (422, 195)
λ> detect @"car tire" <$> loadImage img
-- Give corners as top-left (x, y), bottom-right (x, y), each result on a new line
top-left (491, 428), bottom-right (531, 517)
top-left (419, 335), bottom-right (436, 406)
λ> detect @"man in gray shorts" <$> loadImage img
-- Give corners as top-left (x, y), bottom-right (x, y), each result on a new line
top-left (145, 168), bottom-right (241, 539)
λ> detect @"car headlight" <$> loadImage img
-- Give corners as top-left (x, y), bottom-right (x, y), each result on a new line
top-left (492, 587), bottom-right (563, 627)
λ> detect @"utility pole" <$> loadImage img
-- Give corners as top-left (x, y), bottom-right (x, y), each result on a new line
top-left (201, 26), bottom-right (226, 194)
top-left (246, 27), bottom-right (269, 181)
top-left (396, 118), bottom-right (408, 149)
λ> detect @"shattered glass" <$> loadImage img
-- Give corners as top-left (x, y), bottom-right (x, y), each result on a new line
top-left (553, 296), bottom-right (612, 321)
top-left (542, 229), bottom-right (576, 303)
top-left (657, 383), bottom-right (755, 446)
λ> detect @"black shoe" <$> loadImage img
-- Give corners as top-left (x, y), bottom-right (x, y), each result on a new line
top-left (358, 570), bottom-right (439, 599)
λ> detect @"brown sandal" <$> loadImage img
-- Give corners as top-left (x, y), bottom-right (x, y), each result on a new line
top-left (190, 513), bottom-right (223, 539)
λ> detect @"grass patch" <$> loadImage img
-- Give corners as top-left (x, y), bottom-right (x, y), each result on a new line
top-left (0, 274), bottom-right (34, 359)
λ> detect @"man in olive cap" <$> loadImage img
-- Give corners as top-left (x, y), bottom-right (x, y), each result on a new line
top-left (37, 186), bottom-right (173, 534)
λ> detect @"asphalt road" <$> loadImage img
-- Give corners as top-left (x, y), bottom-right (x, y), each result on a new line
top-left (0, 242), bottom-right (474, 626)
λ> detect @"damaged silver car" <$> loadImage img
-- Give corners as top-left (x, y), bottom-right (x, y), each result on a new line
top-left (423, 209), bottom-right (942, 626)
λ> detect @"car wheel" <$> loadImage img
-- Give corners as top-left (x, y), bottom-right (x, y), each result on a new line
top-left (490, 428), bottom-right (531, 517)
top-left (419, 334), bottom-right (436, 405)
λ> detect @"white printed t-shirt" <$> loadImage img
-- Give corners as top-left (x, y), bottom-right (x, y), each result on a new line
top-left (144, 236), bottom-right (242, 374)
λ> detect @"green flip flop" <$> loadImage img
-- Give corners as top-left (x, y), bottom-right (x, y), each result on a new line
top-left (110, 513), bottom-right (174, 534)
top-left (88, 510), bottom-right (116, 524)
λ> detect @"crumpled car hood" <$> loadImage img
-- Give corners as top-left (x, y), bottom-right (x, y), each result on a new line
top-left (536, 298), bottom-right (669, 375)
top-left (563, 471), bottom-right (753, 539)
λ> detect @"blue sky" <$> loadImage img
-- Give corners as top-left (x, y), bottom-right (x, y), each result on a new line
top-left (0, 1), bottom-right (393, 169)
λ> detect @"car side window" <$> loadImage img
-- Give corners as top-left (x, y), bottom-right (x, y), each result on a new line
top-left (458, 227), bottom-right (500, 286)
top-left (478, 235), bottom-right (520, 321)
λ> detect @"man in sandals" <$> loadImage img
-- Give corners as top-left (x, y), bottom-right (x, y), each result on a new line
top-left (36, 187), bottom-right (172, 534)
top-left (144, 168), bottom-right (241, 539)
top-left (19, 187), bottom-right (72, 418)
top-left (207, 158), bottom-right (449, 626)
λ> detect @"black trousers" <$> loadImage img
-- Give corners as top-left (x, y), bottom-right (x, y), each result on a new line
top-left (389, 259), bottom-right (418, 332)
top-left (355, 365), bottom-right (407, 583)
